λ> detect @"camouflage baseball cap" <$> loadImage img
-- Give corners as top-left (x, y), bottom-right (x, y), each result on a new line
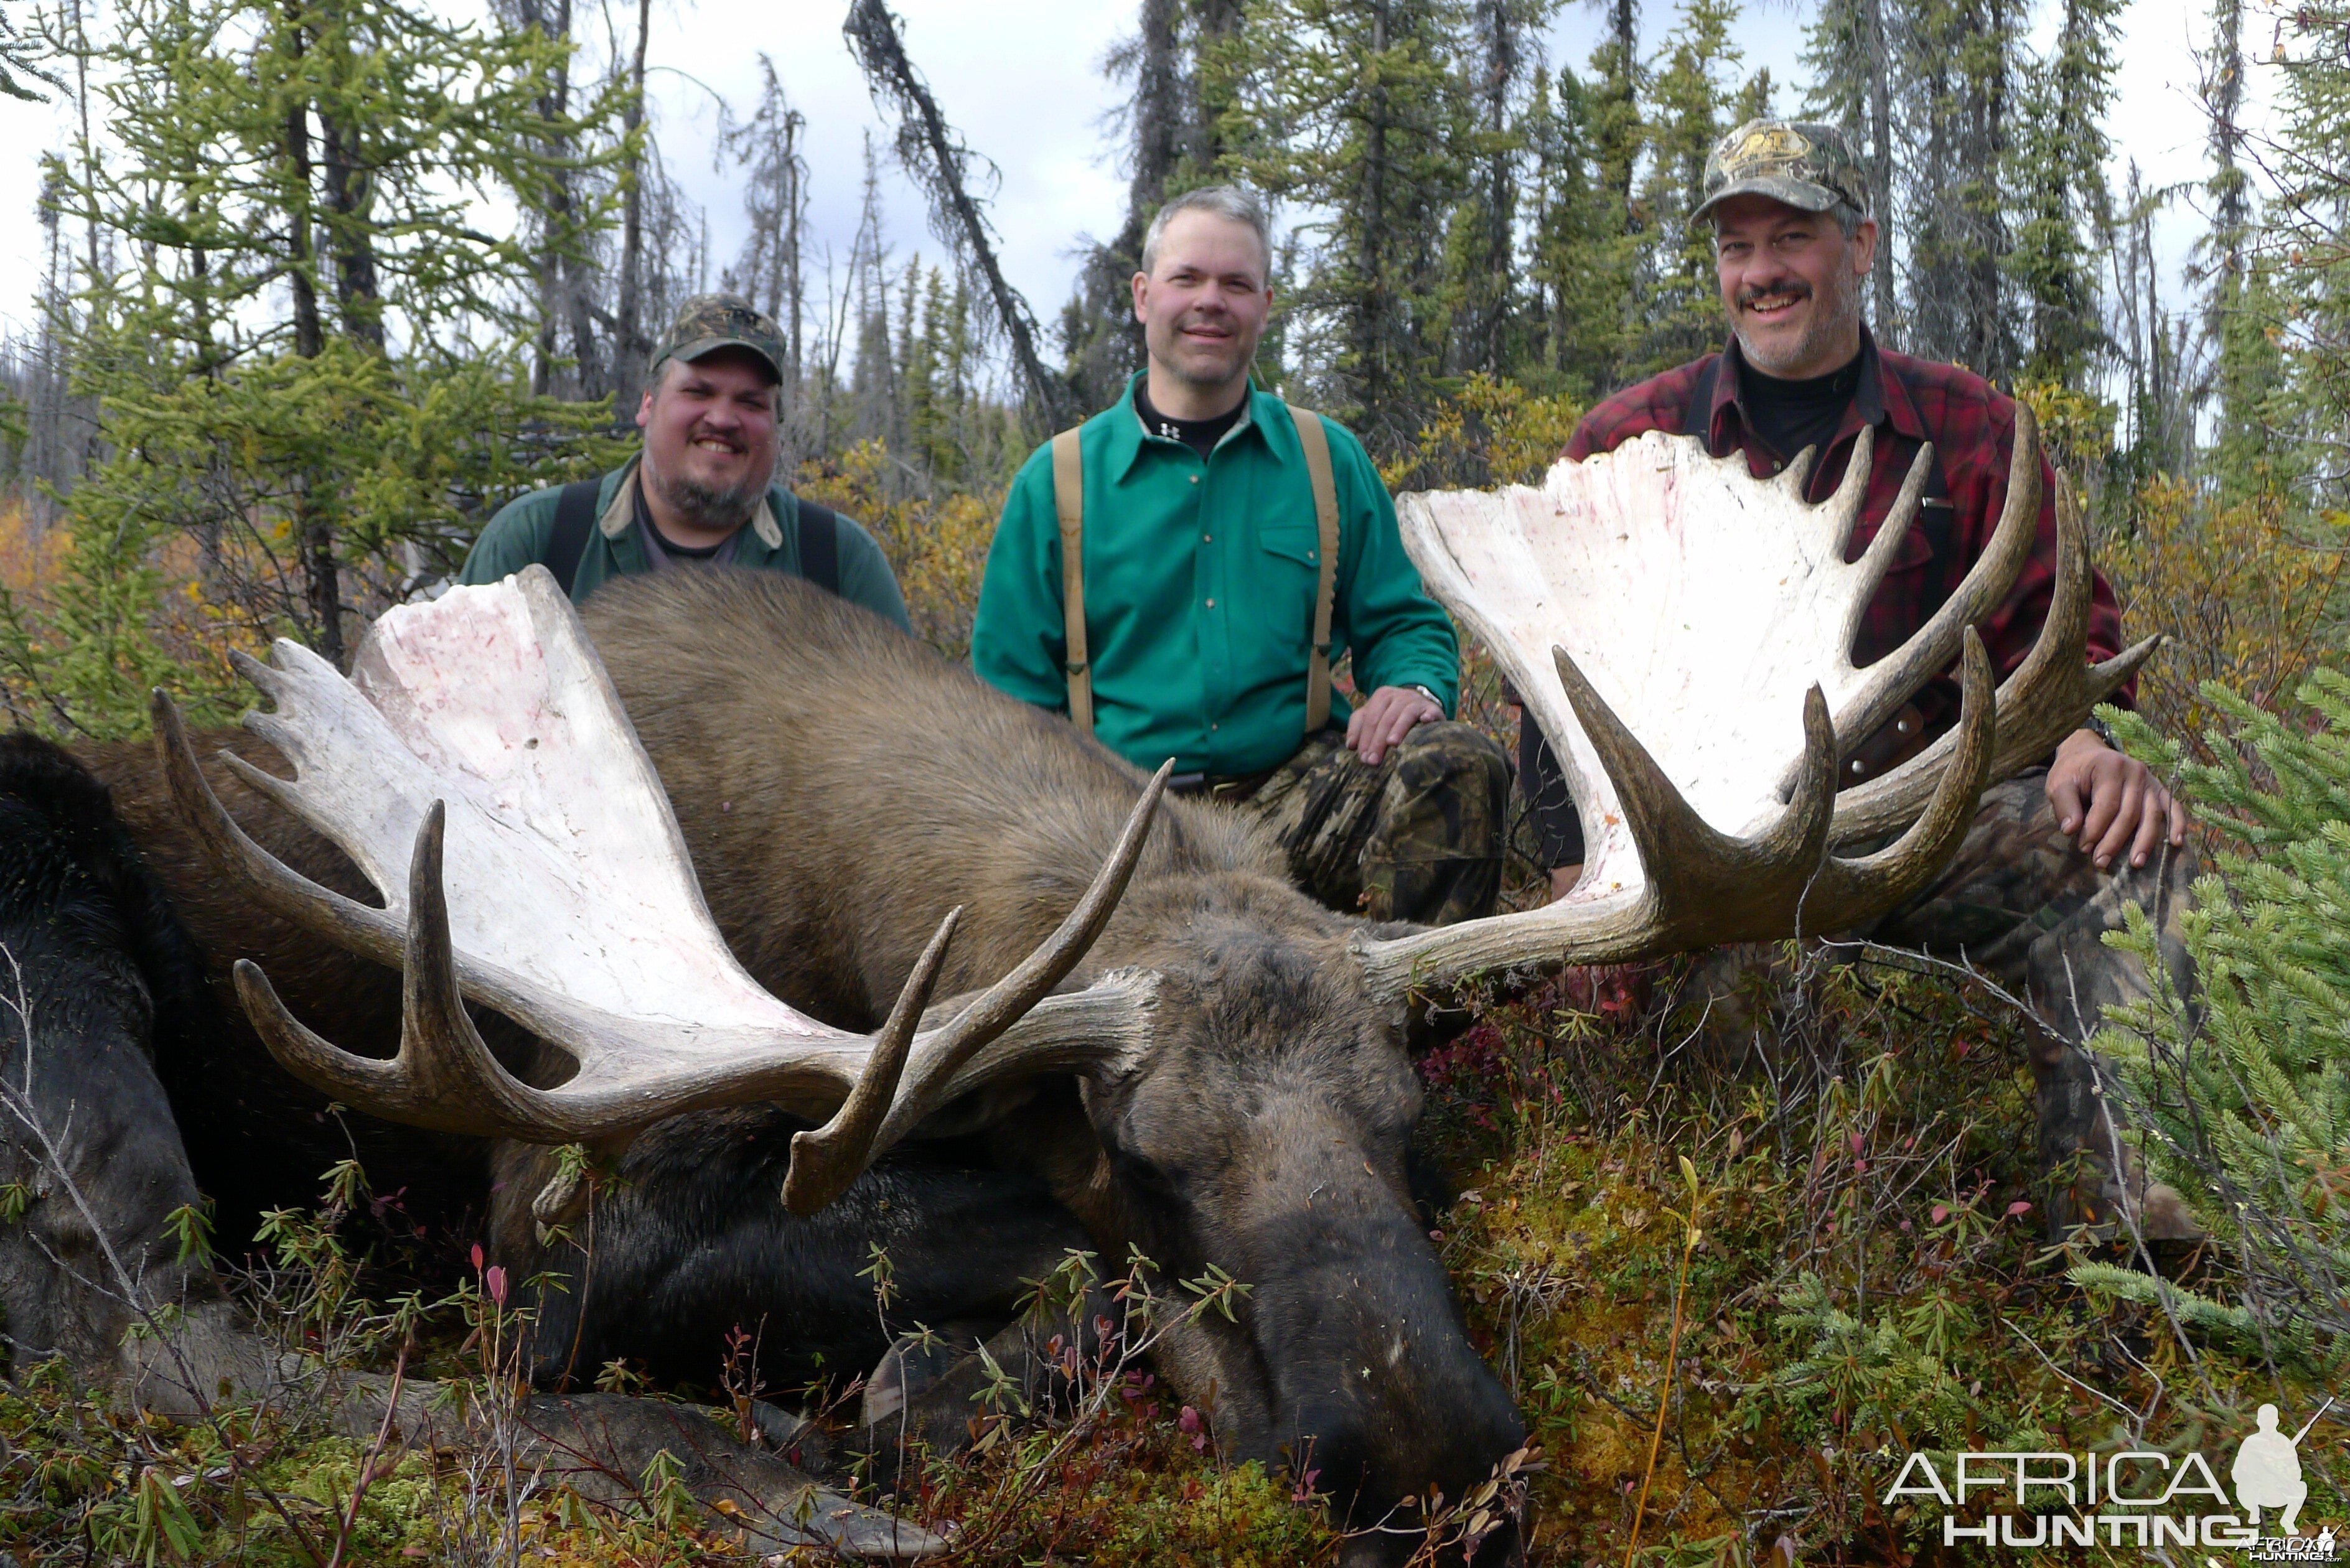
top-left (648, 292), bottom-right (787, 383)
top-left (1690, 119), bottom-right (1870, 231)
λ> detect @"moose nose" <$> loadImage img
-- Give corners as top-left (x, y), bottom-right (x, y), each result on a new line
top-left (1250, 1207), bottom-right (1526, 1540)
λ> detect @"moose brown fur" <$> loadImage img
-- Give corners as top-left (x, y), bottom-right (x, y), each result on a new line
top-left (80, 566), bottom-right (1524, 1552)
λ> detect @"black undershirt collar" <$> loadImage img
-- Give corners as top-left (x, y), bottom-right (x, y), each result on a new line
top-left (1739, 350), bottom-right (1865, 464)
top-left (1136, 384), bottom-right (1245, 460)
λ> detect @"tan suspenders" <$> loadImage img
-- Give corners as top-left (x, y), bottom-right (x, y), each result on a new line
top-left (1288, 409), bottom-right (1341, 734)
top-left (1050, 405), bottom-right (1340, 737)
top-left (1051, 428), bottom-right (1093, 730)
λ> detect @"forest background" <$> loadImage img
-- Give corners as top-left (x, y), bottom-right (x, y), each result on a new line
top-left (0, 0), bottom-right (2348, 1561)
top-left (0, 0), bottom-right (2334, 737)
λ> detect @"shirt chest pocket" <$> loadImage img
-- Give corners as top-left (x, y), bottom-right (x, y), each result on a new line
top-left (1252, 523), bottom-right (1322, 646)
top-left (1257, 522), bottom-right (1322, 569)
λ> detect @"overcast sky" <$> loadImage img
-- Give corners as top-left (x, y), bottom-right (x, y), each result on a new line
top-left (0, 0), bottom-right (2263, 367)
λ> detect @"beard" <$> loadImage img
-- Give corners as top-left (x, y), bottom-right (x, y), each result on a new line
top-left (644, 455), bottom-right (768, 533)
top-left (1732, 263), bottom-right (1863, 377)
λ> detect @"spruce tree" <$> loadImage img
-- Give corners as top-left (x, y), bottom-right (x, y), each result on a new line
top-left (2081, 680), bottom-right (2350, 1380)
top-left (1634, 0), bottom-right (1753, 377)
top-left (1220, 0), bottom-right (1475, 451)
top-left (1898, 0), bottom-right (2021, 381)
top-left (1523, 63), bottom-right (1637, 396)
top-left (26, 0), bottom-right (622, 729)
top-left (2006, 0), bottom-right (2120, 391)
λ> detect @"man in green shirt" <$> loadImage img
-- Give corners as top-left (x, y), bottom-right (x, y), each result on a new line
top-left (972, 187), bottom-right (1507, 926)
top-left (462, 294), bottom-right (910, 631)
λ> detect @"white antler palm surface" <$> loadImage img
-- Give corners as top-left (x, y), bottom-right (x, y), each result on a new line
top-left (155, 566), bottom-right (1163, 1214)
top-left (1419, 426), bottom-right (2002, 899)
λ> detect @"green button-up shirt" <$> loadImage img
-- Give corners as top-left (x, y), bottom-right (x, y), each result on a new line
top-left (459, 457), bottom-right (911, 631)
top-left (972, 376), bottom-right (1460, 777)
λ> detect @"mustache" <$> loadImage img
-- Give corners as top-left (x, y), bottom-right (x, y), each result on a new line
top-left (1738, 281), bottom-right (1814, 309)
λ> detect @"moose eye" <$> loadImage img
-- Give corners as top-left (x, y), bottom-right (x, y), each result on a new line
top-left (1109, 1143), bottom-right (1186, 1198)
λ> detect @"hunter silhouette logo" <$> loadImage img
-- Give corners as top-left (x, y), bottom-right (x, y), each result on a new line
top-left (2235, 1402), bottom-right (2315, 1534)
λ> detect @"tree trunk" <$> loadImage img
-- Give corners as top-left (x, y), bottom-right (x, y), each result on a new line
top-left (843, 0), bottom-right (1067, 425)
top-left (780, 106), bottom-right (805, 380)
top-left (281, 7), bottom-right (323, 362)
top-left (318, 107), bottom-right (385, 350)
top-left (512, 0), bottom-right (589, 395)
top-left (1358, 0), bottom-right (1393, 432)
top-left (614, 0), bottom-right (653, 418)
top-left (279, 5), bottom-right (340, 666)
top-left (1860, 0), bottom-right (1896, 340)
top-left (1191, 0), bottom-right (1242, 173)
top-left (2206, 0), bottom-right (2246, 292)
top-left (1467, 0), bottom-right (1519, 374)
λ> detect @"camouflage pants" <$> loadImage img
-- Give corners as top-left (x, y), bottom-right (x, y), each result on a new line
top-left (1854, 767), bottom-right (2198, 1046)
top-left (1244, 721), bottom-right (1511, 927)
top-left (1851, 766), bottom-right (2201, 1236)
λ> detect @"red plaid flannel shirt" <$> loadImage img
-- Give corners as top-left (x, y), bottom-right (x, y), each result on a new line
top-left (1516, 331), bottom-right (2130, 867)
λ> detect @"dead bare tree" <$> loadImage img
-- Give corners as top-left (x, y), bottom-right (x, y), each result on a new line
top-left (842, 0), bottom-right (1070, 427)
top-left (610, 0), bottom-right (653, 416)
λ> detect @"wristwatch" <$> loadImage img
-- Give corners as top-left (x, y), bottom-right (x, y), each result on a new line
top-left (1410, 684), bottom-right (1443, 712)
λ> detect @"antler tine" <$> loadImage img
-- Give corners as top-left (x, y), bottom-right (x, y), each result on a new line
top-left (1806, 404), bottom-right (2044, 791)
top-left (1843, 441), bottom-right (1936, 614)
top-left (150, 689), bottom-right (405, 968)
top-left (227, 647), bottom-right (292, 706)
top-left (856, 761), bottom-right (1173, 1164)
top-left (1812, 421), bottom-right (1878, 553)
top-left (235, 801), bottom-right (578, 1141)
top-left (782, 907), bottom-right (961, 1216)
top-left (1799, 629), bottom-right (1997, 926)
top-left (1830, 463), bottom-right (2160, 847)
top-left (1777, 441), bottom-right (1820, 499)
top-left (1557, 643), bottom-right (1834, 892)
top-left (1350, 658), bottom-right (1843, 999)
top-left (1985, 470), bottom-right (2161, 764)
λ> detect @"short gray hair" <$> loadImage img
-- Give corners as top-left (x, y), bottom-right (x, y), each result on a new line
top-left (1140, 186), bottom-right (1272, 281)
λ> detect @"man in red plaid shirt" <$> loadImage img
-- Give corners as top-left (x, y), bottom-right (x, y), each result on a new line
top-left (1516, 119), bottom-right (2199, 1240)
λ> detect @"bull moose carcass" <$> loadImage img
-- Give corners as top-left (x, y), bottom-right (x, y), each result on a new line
top-left (49, 408), bottom-right (2132, 1559)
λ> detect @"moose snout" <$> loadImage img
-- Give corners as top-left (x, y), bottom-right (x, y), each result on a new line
top-left (1243, 1200), bottom-right (1526, 1548)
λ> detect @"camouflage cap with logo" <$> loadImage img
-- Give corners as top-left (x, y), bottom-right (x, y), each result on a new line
top-left (1689, 118), bottom-right (1870, 231)
top-left (648, 292), bottom-right (788, 384)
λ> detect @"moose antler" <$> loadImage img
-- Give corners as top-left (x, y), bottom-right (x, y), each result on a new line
top-left (1827, 467), bottom-right (2157, 846)
top-left (155, 567), bottom-right (1164, 1215)
top-left (1355, 406), bottom-right (2123, 997)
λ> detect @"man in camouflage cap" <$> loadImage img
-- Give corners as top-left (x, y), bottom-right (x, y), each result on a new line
top-left (1512, 117), bottom-right (2203, 1241)
top-left (461, 292), bottom-right (909, 628)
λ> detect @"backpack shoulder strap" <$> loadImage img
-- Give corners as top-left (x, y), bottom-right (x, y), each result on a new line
top-left (794, 498), bottom-right (840, 596)
top-left (1286, 405), bottom-right (1341, 734)
top-left (1049, 427), bottom-right (1092, 733)
top-left (546, 478), bottom-right (602, 598)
